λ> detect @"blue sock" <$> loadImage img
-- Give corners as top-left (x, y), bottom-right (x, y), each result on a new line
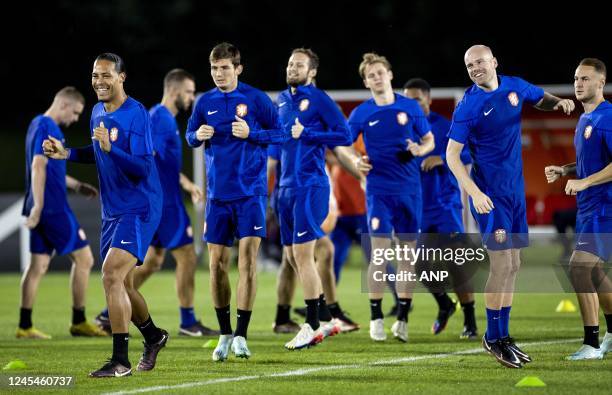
top-left (180, 307), bottom-right (197, 328)
top-left (499, 306), bottom-right (511, 338)
top-left (100, 308), bottom-right (109, 318)
top-left (485, 308), bottom-right (501, 342)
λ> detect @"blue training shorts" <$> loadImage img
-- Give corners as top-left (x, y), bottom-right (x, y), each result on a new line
top-left (278, 185), bottom-right (329, 246)
top-left (30, 208), bottom-right (88, 256)
top-left (366, 193), bottom-right (422, 240)
top-left (575, 214), bottom-right (612, 262)
top-left (150, 203), bottom-right (194, 250)
top-left (470, 194), bottom-right (528, 250)
top-left (204, 195), bottom-right (267, 246)
top-left (101, 211), bottom-right (161, 264)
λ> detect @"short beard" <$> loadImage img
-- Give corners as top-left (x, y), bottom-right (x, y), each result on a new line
top-left (176, 96), bottom-right (187, 111)
top-left (287, 76), bottom-right (308, 88)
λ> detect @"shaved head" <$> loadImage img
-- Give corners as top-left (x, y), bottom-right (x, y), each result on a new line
top-left (464, 45), bottom-right (494, 62)
top-left (464, 44), bottom-right (498, 90)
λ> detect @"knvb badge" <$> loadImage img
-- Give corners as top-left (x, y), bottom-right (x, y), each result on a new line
top-left (236, 103), bottom-right (248, 117)
top-left (110, 127), bottom-right (119, 142)
top-left (397, 111), bottom-right (408, 125)
top-left (508, 92), bottom-right (519, 107)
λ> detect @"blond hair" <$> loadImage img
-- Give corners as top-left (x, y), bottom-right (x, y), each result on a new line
top-left (358, 52), bottom-right (392, 79)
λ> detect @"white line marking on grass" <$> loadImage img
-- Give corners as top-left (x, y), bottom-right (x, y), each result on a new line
top-left (103, 338), bottom-right (579, 395)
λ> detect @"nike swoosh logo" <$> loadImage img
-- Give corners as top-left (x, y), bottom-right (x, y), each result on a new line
top-left (254, 226), bottom-right (263, 230)
top-left (279, 102), bottom-right (287, 107)
top-left (368, 120), bottom-right (380, 127)
top-left (297, 231), bottom-right (308, 237)
top-left (115, 368), bottom-right (132, 377)
top-left (207, 110), bottom-right (218, 115)
top-left (484, 108), bottom-right (494, 116)
top-left (120, 240), bottom-right (132, 245)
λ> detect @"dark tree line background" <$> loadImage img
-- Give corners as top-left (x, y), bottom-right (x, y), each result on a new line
top-left (1, 0), bottom-right (608, 191)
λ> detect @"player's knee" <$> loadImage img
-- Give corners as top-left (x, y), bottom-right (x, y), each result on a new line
top-left (123, 276), bottom-right (136, 293)
top-left (31, 260), bottom-right (50, 276)
top-left (101, 266), bottom-right (123, 289)
top-left (209, 258), bottom-right (229, 276)
top-left (509, 260), bottom-right (520, 276)
top-left (75, 252), bottom-right (95, 271)
top-left (292, 247), bottom-right (313, 266)
top-left (149, 255), bottom-right (164, 272)
top-left (174, 247), bottom-right (197, 269)
top-left (568, 261), bottom-right (594, 292)
top-left (316, 242), bottom-right (334, 265)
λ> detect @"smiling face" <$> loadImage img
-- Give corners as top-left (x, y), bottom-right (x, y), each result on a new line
top-left (464, 46), bottom-right (498, 88)
top-left (363, 62), bottom-right (393, 95)
top-left (210, 58), bottom-right (242, 92)
top-left (91, 59), bottom-right (125, 103)
top-left (574, 64), bottom-right (605, 104)
top-left (286, 52), bottom-right (316, 87)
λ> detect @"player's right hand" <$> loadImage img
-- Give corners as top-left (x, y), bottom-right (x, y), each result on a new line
top-left (553, 99), bottom-right (575, 115)
top-left (196, 124), bottom-right (215, 141)
top-left (42, 135), bottom-right (68, 159)
top-left (291, 118), bottom-right (305, 139)
top-left (544, 165), bottom-right (564, 183)
top-left (356, 155), bottom-right (372, 175)
top-left (25, 206), bottom-right (42, 229)
top-left (471, 190), bottom-right (494, 214)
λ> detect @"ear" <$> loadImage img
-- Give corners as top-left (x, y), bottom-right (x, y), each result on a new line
top-left (118, 72), bottom-right (126, 83)
top-left (388, 70), bottom-right (394, 81)
top-left (235, 65), bottom-right (243, 76)
top-left (362, 78), bottom-right (369, 89)
top-left (492, 57), bottom-right (498, 69)
top-left (308, 68), bottom-right (317, 79)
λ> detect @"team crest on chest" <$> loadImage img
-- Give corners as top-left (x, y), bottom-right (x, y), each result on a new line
top-left (584, 125), bottom-right (593, 139)
top-left (299, 99), bottom-right (310, 112)
top-left (396, 112), bottom-right (408, 125)
top-left (494, 228), bottom-right (507, 244)
top-left (110, 127), bottom-right (119, 142)
top-left (236, 103), bottom-right (248, 117)
top-left (507, 92), bottom-right (519, 107)
top-left (371, 217), bottom-right (380, 231)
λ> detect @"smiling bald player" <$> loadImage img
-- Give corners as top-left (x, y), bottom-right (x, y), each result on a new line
top-left (446, 44), bottom-right (574, 368)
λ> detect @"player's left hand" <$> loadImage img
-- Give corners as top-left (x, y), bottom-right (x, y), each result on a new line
top-left (554, 99), bottom-right (575, 115)
top-left (292, 118), bottom-right (304, 139)
top-left (76, 182), bottom-right (98, 199)
top-left (92, 121), bottom-right (111, 152)
top-left (565, 179), bottom-right (589, 195)
top-left (407, 139), bottom-right (426, 157)
top-left (188, 184), bottom-right (204, 204)
top-left (232, 116), bottom-right (250, 139)
top-left (544, 165), bottom-right (564, 183)
top-left (421, 155), bottom-right (444, 171)
top-left (25, 206), bottom-right (42, 229)
top-left (356, 155), bottom-right (373, 175)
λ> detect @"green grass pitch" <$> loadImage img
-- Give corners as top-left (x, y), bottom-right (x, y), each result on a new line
top-left (0, 251), bottom-right (610, 394)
